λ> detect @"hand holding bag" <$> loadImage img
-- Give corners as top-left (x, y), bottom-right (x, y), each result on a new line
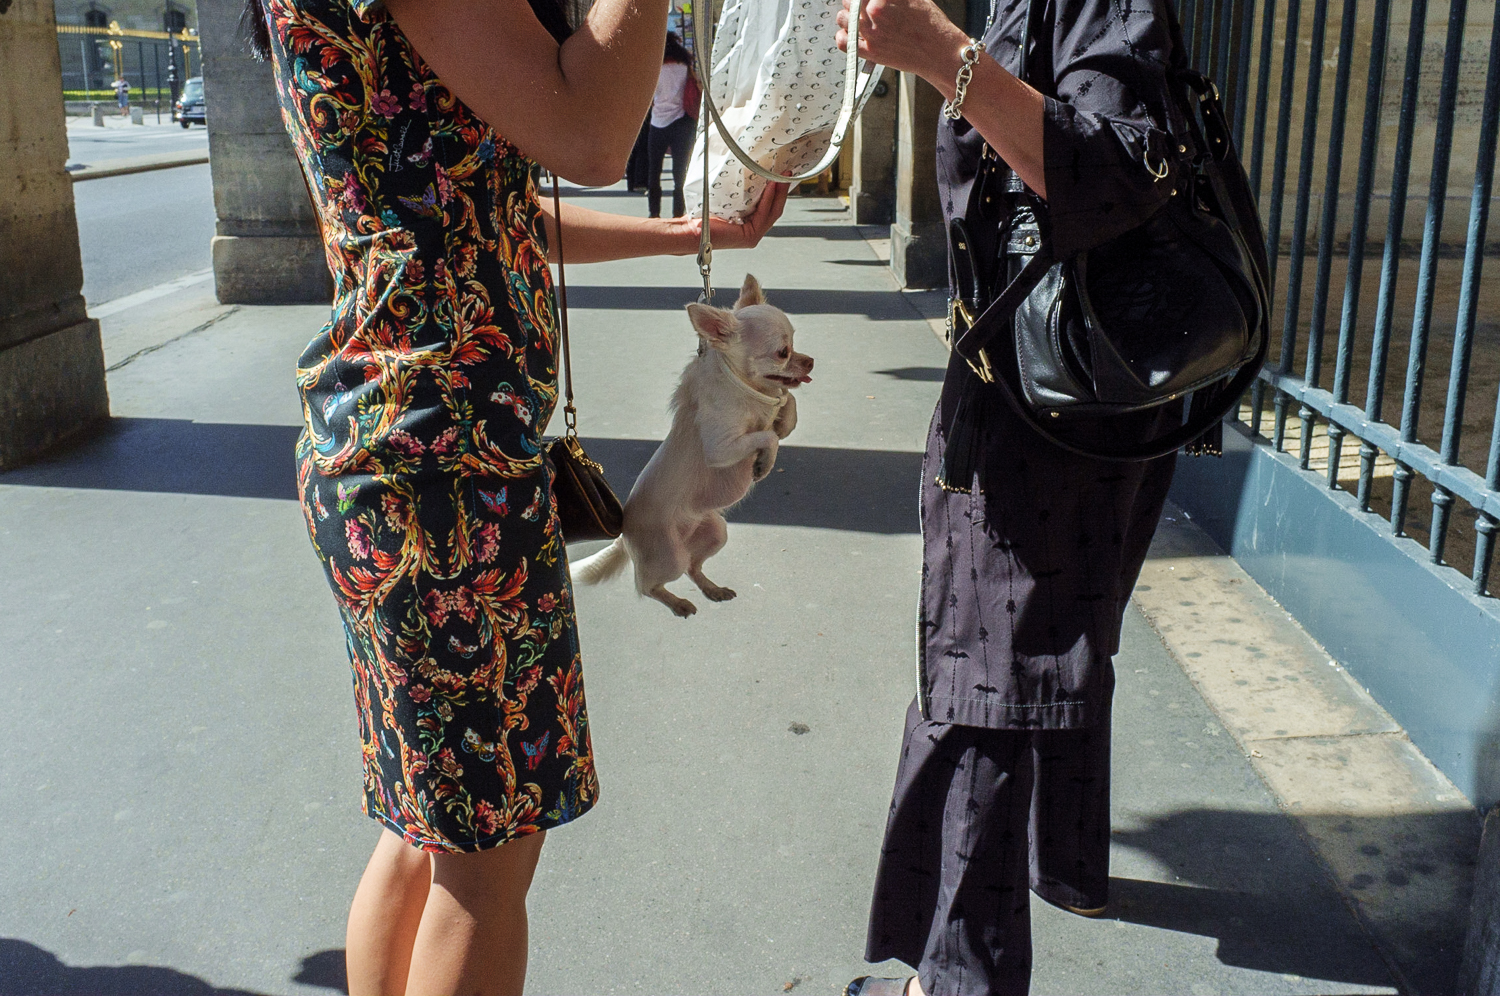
top-left (545, 176), bottom-right (624, 543)
top-left (938, 0), bottom-right (1271, 488)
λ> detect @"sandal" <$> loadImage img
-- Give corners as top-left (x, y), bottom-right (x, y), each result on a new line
top-left (1062, 902), bottom-right (1108, 917)
top-left (843, 977), bottom-right (914, 996)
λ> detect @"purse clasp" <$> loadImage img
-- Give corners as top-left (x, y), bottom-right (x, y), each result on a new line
top-left (948, 298), bottom-right (995, 384)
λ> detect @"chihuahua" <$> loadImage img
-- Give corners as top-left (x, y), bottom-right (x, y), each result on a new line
top-left (571, 274), bottom-right (814, 617)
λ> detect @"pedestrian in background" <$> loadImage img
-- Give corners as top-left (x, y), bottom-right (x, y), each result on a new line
top-left (646, 31), bottom-right (699, 218)
top-left (113, 76), bottom-right (130, 116)
top-left (836, 0), bottom-right (1201, 992)
top-left (240, 0), bottom-right (787, 993)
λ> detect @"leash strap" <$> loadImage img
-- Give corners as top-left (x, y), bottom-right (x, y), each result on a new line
top-left (550, 174), bottom-right (577, 437)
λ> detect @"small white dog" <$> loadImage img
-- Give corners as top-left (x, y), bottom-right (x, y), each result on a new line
top-left (571, 274), bottom-right (814, 617)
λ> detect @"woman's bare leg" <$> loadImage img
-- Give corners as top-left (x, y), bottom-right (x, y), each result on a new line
top-left (404, 830), bottom-right (546, 996)
top-left (347, 829), bottom-right (433, 996)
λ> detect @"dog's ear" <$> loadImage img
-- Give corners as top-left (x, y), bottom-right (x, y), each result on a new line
top-left (686, 302), bottom-right (739, 348)
top-left (734, 274), bottom-right (766, 311)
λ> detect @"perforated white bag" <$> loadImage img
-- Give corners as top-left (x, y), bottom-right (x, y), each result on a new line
top-left (684, 0), bottom-right (881, 223)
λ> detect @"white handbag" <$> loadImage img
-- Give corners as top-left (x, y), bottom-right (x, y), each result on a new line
top-left (684, 0), bottom-right (882, 224)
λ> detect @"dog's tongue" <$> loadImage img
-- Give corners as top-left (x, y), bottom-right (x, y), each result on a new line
top-left (796, 372), bottom-right (813, 384)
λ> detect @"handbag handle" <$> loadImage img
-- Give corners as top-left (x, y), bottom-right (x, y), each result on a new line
top-left (690, 0), bottom-right (882, 185)
top-left (549, 174), bottom-right (579, 439)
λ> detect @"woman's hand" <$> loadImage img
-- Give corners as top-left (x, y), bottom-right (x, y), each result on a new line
top-left (835, 0), bottom-right (970, 89)
top-left (699, 179), bottom-right (792, 250)
top-left (542, 180), bottom-right (789, 263)
top-left (838, 0), bottom-right (1048, 196)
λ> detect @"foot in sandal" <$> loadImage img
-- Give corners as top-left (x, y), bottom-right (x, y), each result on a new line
top-left (843, 976), bottom-right (921, 996)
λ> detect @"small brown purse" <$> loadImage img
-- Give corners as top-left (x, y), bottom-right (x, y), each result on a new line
top-left (545, 175), bottom-right (624, 543)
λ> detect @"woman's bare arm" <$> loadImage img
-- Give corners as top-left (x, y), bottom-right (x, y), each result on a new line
top-left (836, 0), bottom-right (1046, 197)
top-left (383, 0), bottom-right (669, 185)
top-left (537, 182), bottom-right (791, 264)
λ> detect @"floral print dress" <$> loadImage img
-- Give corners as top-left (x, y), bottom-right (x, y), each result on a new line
top-left (262, 0), bottom-right (598, 851)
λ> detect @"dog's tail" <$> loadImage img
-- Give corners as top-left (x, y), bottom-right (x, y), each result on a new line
top-left (570, 538), bottom-right (630, 585)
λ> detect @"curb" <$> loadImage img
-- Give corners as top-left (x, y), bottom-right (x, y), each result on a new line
top-left (69, 152), bottom-right (210, 182)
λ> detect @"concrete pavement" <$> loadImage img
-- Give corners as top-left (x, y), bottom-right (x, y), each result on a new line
top-left (0, 187), bottom-right (1454, 994)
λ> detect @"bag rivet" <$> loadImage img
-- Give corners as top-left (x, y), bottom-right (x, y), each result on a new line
top-left (1024, 235), bottom-right (1036, 246)
top-left (1178, 144), bottom-right (1186, 153)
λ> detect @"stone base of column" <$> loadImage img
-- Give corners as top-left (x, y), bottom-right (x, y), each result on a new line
top-left (890, 218), bottom-right (948, 290)
top-left (0, 318), bottom-right (109, 469)
top-left (212, 235), bottom-right (333, 305)
top-left (851, 188), bottom-right (894, 226)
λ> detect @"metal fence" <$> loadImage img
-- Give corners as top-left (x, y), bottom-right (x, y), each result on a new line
top-left (1173, 0), bottom-right (1500, 596)
top-left (55, 25), bottom-right (200, 105)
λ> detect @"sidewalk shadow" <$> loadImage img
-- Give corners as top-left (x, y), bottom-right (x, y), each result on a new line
top-left (0, 417), bottom-right (299, 501)
top-left (0, 938), bottom-right (265, 996)
top-left (0, 940), bottom-right (348, 996)
top-left (1, 424), bottom-right (924, 535)
top-left (290, 949), bottom-right (347, 993)
top-left (1111, 806), bottom-right (1478, 994)
top-left (583, 437), bottom-right (921, 534)
top-left (567, 285), bottom-right (913, 318)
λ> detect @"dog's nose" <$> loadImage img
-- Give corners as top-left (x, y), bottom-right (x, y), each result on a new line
top-left (803, 356), bottom-right (815, 371)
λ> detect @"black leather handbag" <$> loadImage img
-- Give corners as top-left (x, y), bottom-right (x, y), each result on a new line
top-left (545, 176), bottom-right (624, 543)
top-left (939, 0), bottom-right (1270, 486)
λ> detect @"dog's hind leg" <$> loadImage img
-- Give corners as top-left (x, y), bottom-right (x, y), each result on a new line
top-left (648, 584), bottom-right (697, 617)
top-left (686, 514), bottom-right (735, 602)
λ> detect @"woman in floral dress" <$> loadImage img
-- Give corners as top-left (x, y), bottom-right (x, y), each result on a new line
top-left (240, 0), bottom-right (787, 991)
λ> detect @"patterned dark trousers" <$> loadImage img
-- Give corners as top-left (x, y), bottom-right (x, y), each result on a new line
top-left (865, 698), bottom-right (1112, 996)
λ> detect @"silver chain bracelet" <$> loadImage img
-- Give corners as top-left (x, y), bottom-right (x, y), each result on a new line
top-left (943, 40), bottom-right (982, 121)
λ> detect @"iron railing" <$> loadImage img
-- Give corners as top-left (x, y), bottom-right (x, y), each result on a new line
top-left (1175, 0), bottom-right (1500, 595)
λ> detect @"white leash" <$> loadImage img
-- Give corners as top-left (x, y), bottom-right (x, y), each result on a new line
top-left (692, 0), bottom-right (881, 304)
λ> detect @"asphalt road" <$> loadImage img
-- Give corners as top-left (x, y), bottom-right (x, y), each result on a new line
top-left (72, 161), bottom-right (216, 309)
top-left (66, 114), bottom-right (208, 169)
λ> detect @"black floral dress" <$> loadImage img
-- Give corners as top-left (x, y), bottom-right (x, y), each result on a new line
top-left (262, 0), bottom-right (598, 851)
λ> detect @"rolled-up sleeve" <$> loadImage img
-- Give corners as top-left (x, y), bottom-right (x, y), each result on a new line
top-left (1040, 0), bottom-right (1182, 257)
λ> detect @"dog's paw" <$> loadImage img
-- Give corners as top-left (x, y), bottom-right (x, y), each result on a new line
top-left (671, 599), bottom-right (698, 618)
top-left (702, 585), bottom-right (737, 602)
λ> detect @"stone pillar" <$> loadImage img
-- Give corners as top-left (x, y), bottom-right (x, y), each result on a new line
top-left (0, 0), bottom-right (109, 469)
top-left (890, 68), bottom-right (949, 289)
top-left (198, 0), bottom-right (330, 303)
top-left (851, 67), bottom-right (898, 225)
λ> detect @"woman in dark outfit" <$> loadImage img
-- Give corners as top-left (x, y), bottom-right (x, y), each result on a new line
top-left (835, 0), bottom-right (1191, 993)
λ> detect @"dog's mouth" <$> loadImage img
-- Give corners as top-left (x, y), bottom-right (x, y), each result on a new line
top-left (767, 372), bottom-right (812, 388)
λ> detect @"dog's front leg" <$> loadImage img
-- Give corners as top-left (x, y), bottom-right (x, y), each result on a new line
top-left (704, 428), bottom-right (780, 480)
top-left (772, 394), bottom-right (798, 440)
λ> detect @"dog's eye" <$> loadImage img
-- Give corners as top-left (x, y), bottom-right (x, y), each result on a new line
top-left (777, 348), bottom-right (790, 360)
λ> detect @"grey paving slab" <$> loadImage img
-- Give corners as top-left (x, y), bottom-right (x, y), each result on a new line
top-left (0, 192), bottom-right (1396, 995)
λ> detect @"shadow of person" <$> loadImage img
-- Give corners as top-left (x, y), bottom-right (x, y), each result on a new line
top-left (1111, 807), bottom-right (1480, 994)
top-left (291, 949), bottom-right (347, 994)
top-left (0, 938), bottom-right (269, 996)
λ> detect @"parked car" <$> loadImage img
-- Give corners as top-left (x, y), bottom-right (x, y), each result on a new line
top-left (177, 77), bottom-right (205, 128)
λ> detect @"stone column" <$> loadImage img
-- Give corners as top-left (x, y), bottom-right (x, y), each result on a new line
top-left (851, 67), bottom-right (898, 225)
top-left (198, 0), bottom-right (330, 303)
top-left (0, 0), bottom-right (109, 469)
top-left (890, 68), bottom-right (949, 289)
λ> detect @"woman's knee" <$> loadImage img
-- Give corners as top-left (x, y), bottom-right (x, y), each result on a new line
top-left (429, 830), bottom-right (546, 907)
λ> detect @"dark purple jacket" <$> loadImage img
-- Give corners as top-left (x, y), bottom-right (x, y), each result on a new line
top-left (917, 0), bottom-right (1188, 730)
